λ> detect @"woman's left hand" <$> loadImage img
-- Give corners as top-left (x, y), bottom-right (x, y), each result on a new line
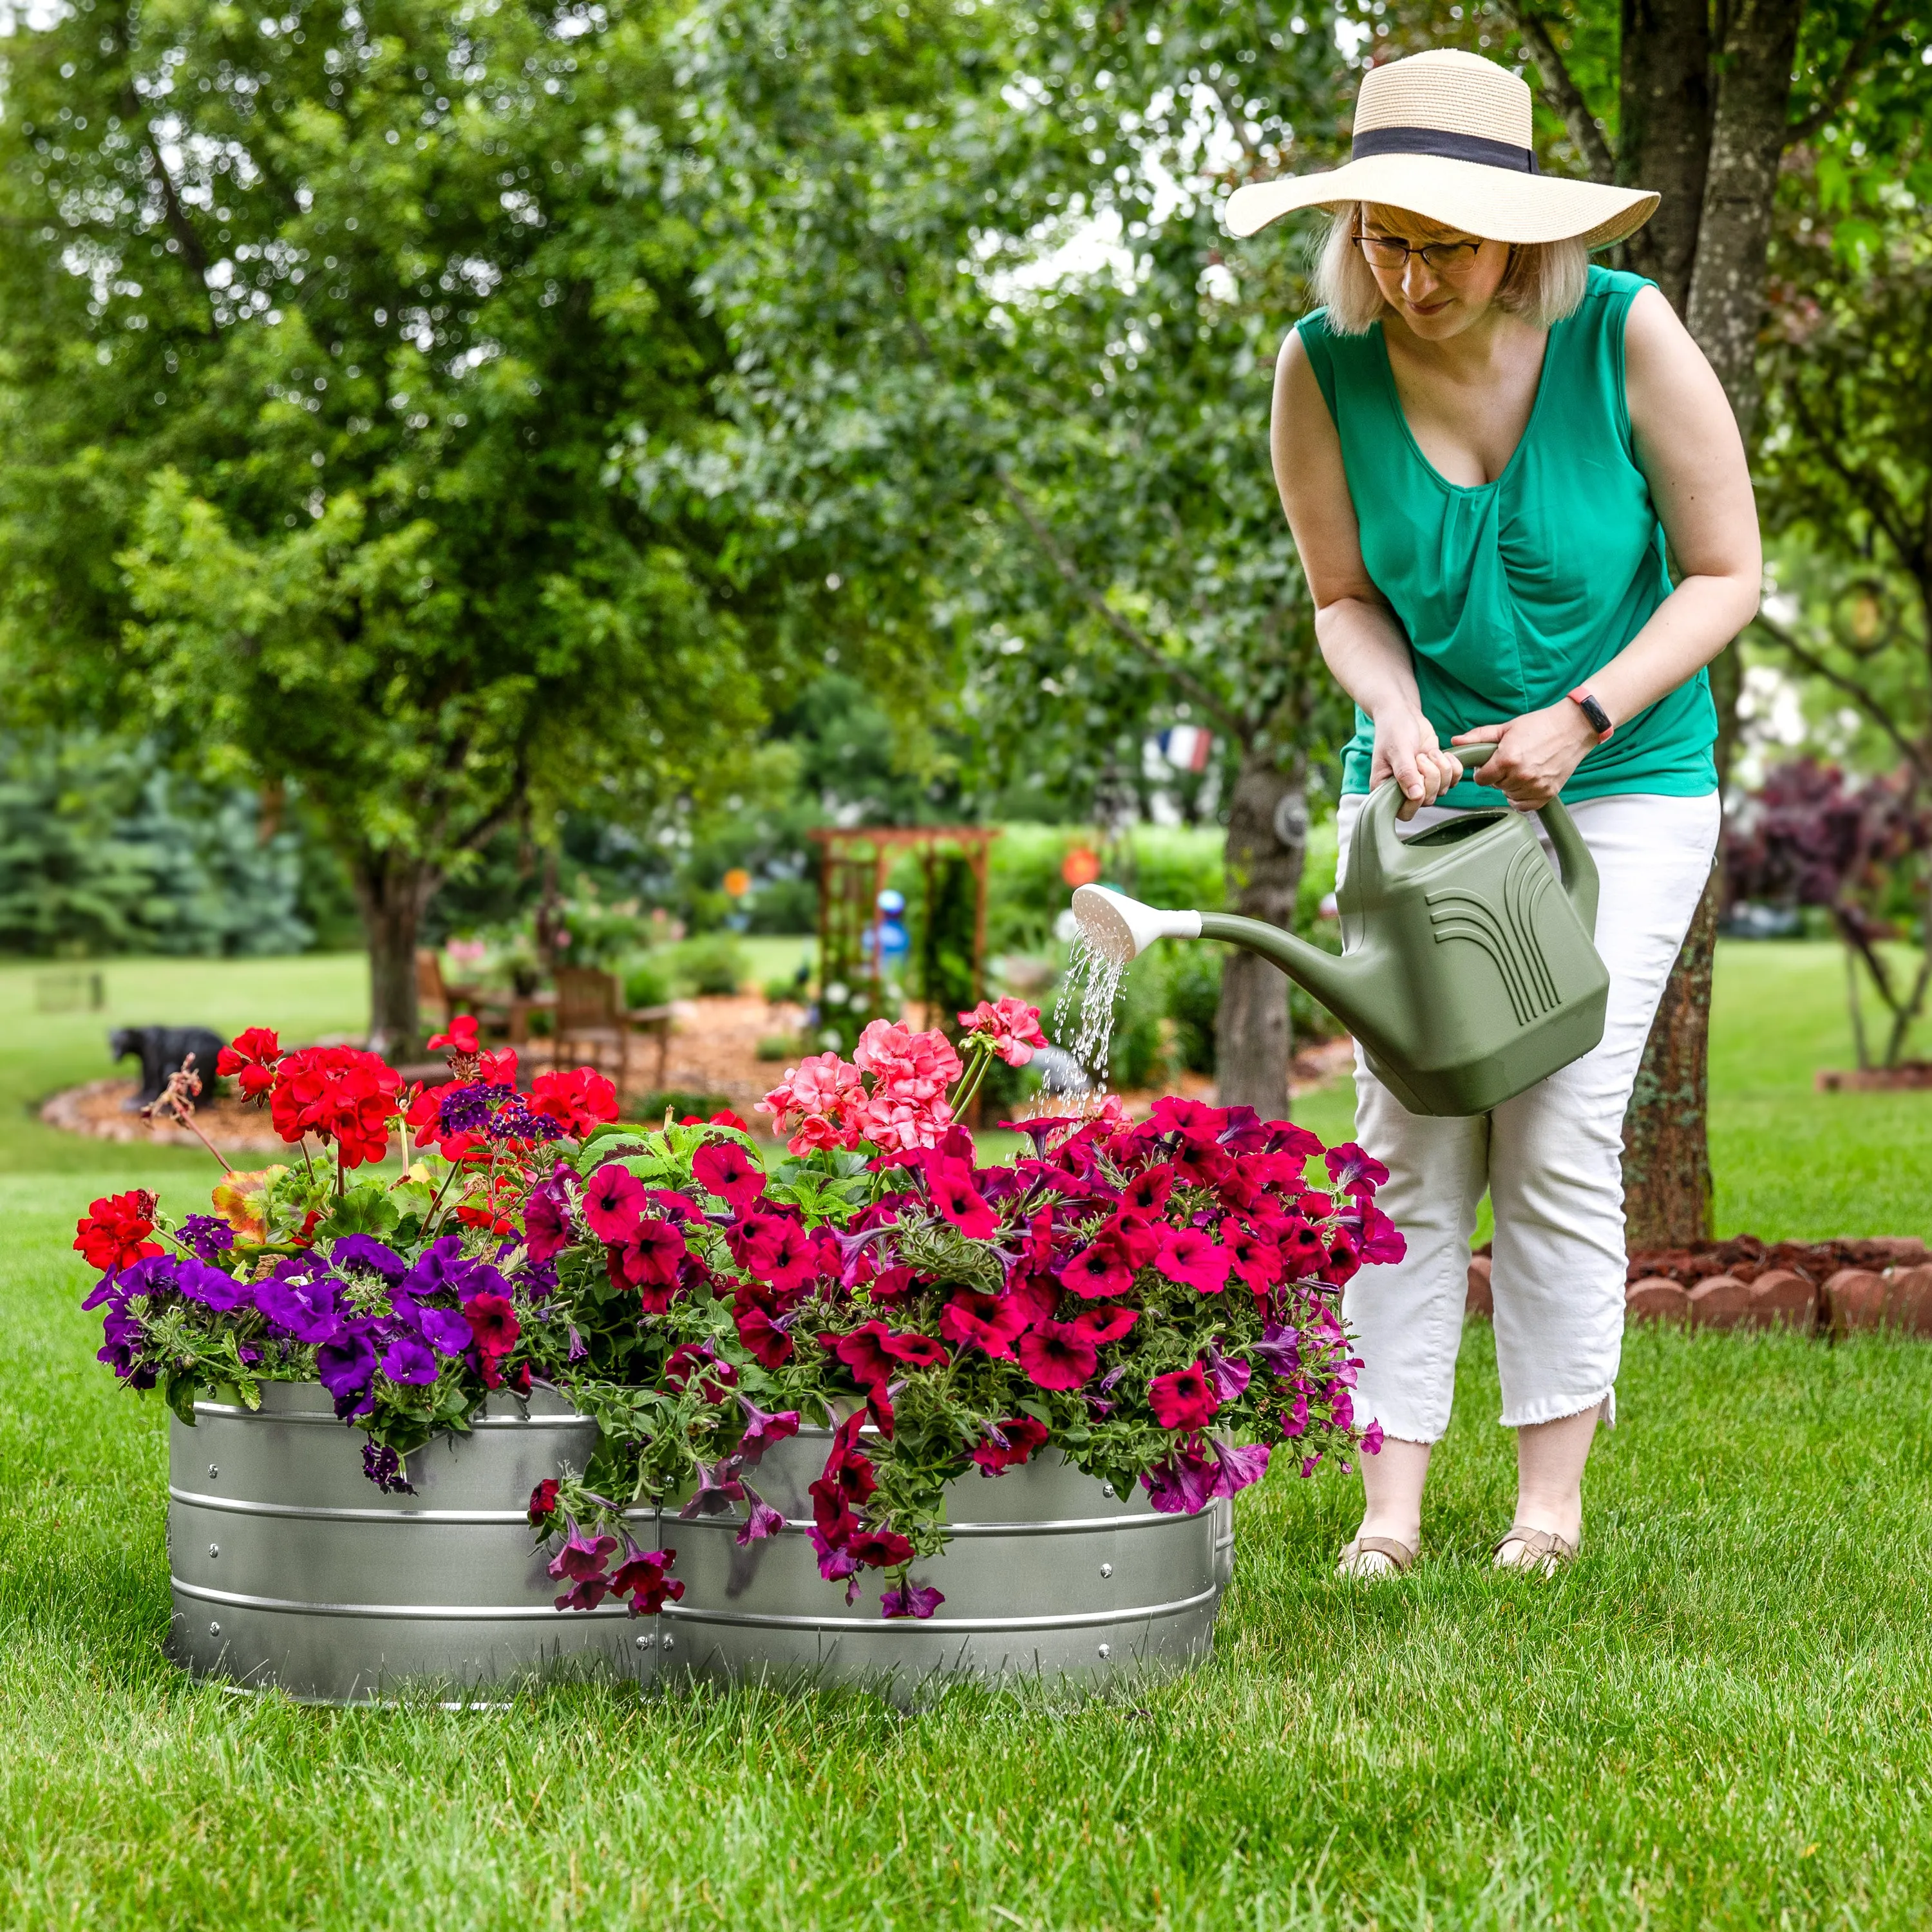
top-left (1451, 704), bottom-right (1600, 810)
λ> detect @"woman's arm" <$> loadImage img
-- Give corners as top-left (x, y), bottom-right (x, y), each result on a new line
top-left (1271, 329), bottom-right (1465, 818)
top-left (1452, 286), bottom-right (1761, 806)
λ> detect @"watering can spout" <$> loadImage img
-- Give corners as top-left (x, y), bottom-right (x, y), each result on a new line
top-left (1070, 885), bottom-right (1362, 1021)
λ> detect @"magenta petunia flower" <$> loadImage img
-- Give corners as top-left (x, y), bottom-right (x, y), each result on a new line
top-left (547, 1526), bottom-right (618, 1584)
top-left (1361, 1419), bottom-right (1385, 1455)
top-left (969, 1414), bottom-right (1050, 1473)
top-left (1325, 1142), bottom-right (1390, 1197)
top-left (1057, 1244), bottom-right (1132, 1302)
top-left (581, 1162), bottom-right (647, 1244)
top-left (1253, 1323), bottom-right (1302, 1378)
top-left (1016, 1320), bottom-right (1098, 1392)
top-left (1153, 1225), bottom-right (1234, 1295)
top-left (612, 1217), bottom-right (688, 1291)
top-left (692, 1139), bottom-right (768, 1210)
top-left (678, 1457), bottom-right (748, 1520)
top-left (735, 1393), bottom-right (801, 1466)
top-left (1120, 1164), bottom-right (1177, 1215)
top-left (880, 1578), bottom-right (946, 1619)
top-left (1142, 1444), bottom-right (1218, 1514)
top-left (1148, 1362), bottom-right (1220, 1431)
top-left (940, 1289), bottom-right (1028, 1361)
top-left (849, 1526), bottom-right (914, 1569)
top-left (1201, 1341), bottom-right (1252, 1403)
top-left (806, 1525), bottom-right (863, 1602)
top-left (734, 1482), bottom-right (786, 1546)
top-left (928, 1159), bottom-right (999, 1240)
top-left (1068, 1303), bottom-right (1138, 1345)
top-left (611, 1544), bottom-right (683, 1615)
top-left (1209, 1438), bottom-right (1271, 1497)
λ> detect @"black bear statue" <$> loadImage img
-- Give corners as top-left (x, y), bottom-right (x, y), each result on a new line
top-left (110, 1027), bottom-right (229, 1109)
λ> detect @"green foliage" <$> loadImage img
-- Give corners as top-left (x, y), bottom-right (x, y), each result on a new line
top-left (0, 734), bottom-right (309, 958)
top-left (668, 934), bottom-right (749, 998)
top-left (620, 956), bottom-right (673, 1012)
top-left (0, 0), bottom-right (815, 1027)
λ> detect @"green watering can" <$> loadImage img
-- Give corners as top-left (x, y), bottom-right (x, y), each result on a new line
top-left (1072, 746), bottom-right (1611, 1117)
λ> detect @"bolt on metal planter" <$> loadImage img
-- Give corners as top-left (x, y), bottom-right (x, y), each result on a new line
top-left (167, 1383), bottom-right (647, 1703)
top-left (656, 1426), bottom-right (1232, 1695)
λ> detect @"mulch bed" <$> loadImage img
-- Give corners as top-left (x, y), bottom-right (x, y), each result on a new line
top-left (40, 1077), bottom-right (328, 1159)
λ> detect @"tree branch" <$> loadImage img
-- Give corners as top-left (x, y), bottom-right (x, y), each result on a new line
top-left (1495, 3), bottom-right (1616, 183)
top-left (1789, 0), bottom-right (1902, 144)
top-left (1750, 609), bottom-right (1929, 780)
top-left (993, 469), bottom-right (1249, 743)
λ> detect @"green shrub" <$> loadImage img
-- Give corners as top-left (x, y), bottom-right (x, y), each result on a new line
top-left (632, 1089), bottom-right (737, 1122)
top-left (671, 933), bottom-right (750, 998)
top-left (1164, 941), bottom-right (1223, 1075)
top-left (621, 955), bottom-right (672, 1011)
top-left (756, 1034), bottom-right (798, 1062)
top-left (762, 972), bottom-right (808, 1006)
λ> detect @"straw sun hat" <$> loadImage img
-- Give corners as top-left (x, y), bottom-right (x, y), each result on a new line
top-left (1226, 49), bottom-right (1658, 249)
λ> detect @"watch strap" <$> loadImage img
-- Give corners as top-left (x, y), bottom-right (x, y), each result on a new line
top-left (1568, 687), bottom-right (1613, 742)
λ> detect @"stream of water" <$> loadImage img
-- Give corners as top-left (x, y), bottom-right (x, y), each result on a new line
top-left (1052, 928), bottom-right (1129, 1097)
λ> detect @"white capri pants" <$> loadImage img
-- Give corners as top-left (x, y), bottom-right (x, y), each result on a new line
top-left (1334, 788), bottom-right (1721, 1443)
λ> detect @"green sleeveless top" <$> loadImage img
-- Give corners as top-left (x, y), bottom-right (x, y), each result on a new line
top-left (1299, 265), bottom-right (1717, 808)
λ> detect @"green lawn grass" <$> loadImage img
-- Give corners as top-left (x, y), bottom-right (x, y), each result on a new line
top-left (6, 940), bottom-right (1931, 1928)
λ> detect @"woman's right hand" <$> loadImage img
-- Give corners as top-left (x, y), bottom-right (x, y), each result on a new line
top-left (1370, 711), bottom-right (1464, 821)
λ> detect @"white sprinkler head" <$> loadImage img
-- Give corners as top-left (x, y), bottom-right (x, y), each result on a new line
top-left (1071, 884), bottom-right (1204, 963)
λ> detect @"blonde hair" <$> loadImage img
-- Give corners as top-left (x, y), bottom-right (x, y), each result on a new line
top-left (1312, 201), bottom-right (1589, 334)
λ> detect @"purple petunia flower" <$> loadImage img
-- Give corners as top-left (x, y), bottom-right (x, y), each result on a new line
top-left (880, 1578), bottom-right (945, 1620)
top-left (173, 1258), bottom-right (254, 1314)
top-left (255, 1273), bottom-right (341, 1345)
top-left (395, 1299), bottom-right (474, 1358)
top-left (1202, 1342), bottom-right (1253, 1405)
top-left (380, 1333), bottom-right (439, 1385)
top-left (1142, 1444), bottom-right (1219, 1515)
top-left (1253, 1323), bottom-right (1302, 1378)
top-left (178, 1215), bottom-right (236, 1262)
top-left (331, 1234), bottom-right (406, 1282)
top-left (1209, 1437), bottom-right (1271, 1498)
top-left (317, 1331), bottom-right (377, 1403)
top-left (363, 1442), bottom-right (415, 1493)
top-left (399, 1238), bottom-right (505, 1303)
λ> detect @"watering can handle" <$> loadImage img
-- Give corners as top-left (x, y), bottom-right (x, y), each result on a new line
top-left (1363, 743), bottom-right (1600, 937)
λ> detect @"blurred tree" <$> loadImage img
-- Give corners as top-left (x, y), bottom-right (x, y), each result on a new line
top-left (0, 0), bottom-right (803, 1046)
top-left (656, 0), bottom-right (1357, 1112)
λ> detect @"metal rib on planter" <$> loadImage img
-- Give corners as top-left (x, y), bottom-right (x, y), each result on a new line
top-left (658, 1426), bottom-right (1229, 1692)
top-left (167, 1383), bottom-right (650, 1703)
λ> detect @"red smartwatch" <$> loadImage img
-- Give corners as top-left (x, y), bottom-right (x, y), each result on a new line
top-left (1568, 687), bottom-right (1614, 742)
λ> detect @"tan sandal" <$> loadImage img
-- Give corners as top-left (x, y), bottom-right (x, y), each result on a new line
top-left (1336, 1534), bottom-right (1417, 1579)
top-left (1492, 1524), bottom-right (1578, 1576)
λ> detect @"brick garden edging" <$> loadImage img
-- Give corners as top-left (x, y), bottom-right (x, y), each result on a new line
top-left (1464, 1236), bottom-right (1932, 1337)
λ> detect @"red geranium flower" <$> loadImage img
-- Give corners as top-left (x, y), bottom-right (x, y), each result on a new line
top-left (428, 1015), bottom-right (481, 1056)
top-left (529, 1065), bottom-right (620, 1137)
top-left (1016, 1320), bottom-right (1099, 1392)
top-left (216, 1027), bottom-right (282, 1102)
top-left (692, 1140), bottom-right (768, 1210)
top-left (73, 1190), bottom-right (162, 1272)
top-left (1148, 1361), bottom-right (1220, 1431)
top-left (267, 1045), bottom-right (402, 1167)
top-left (970, 1415), bottom-right (1050, 1473)
top-left (581, 1163), bottom-right (647, 1244)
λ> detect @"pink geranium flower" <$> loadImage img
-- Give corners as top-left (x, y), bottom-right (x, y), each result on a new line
top-left (957, 996), bottom-right (1048, 1067)
top-left (854, 1020), bottom-right (961, 1102)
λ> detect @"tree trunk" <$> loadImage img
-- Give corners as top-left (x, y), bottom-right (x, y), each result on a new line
top-left (1214, 749), bottom-right (1306, 1120)
top-left (1616, 0), bottom-right (1712, 311)
top-left (1681, 0), bottom-right (1807, 437)
top-left (349, 850), bottom-right (439, 1057)
top-left (1621, 867), bottom-right (1719, 1247)
top-left (1616, 0), bottom-right (1799, 1245)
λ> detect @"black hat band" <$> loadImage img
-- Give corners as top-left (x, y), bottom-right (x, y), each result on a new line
top-left (1350, 125), bottom-right (1540, 173)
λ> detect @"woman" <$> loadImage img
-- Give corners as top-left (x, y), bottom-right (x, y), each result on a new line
top-left (1227, 50), bottom-right (1760, 1574)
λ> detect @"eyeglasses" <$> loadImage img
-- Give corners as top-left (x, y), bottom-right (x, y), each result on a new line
top-left (1352, 234), bottom-right (1484, 274)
